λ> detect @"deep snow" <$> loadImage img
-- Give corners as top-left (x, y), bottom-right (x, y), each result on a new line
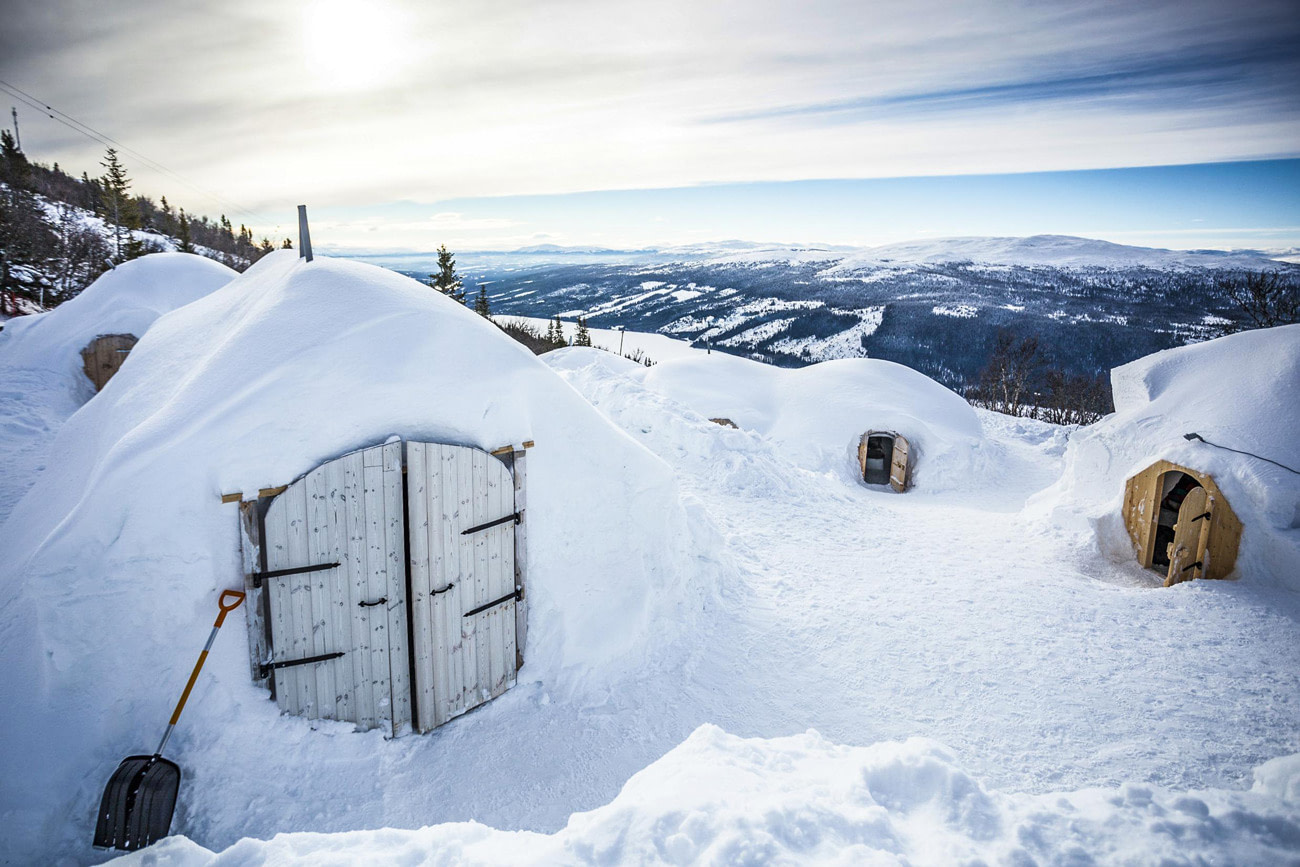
top-left (0, 253), bottom-right (236, 523)
top-left (0, 254), bottom-right (1296, 864)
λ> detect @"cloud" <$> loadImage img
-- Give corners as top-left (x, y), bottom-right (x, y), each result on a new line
top-left (5, 0), bottom-right (1298, 232)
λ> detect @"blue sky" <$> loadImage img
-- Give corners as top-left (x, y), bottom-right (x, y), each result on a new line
top-left (4, 0), bottom-right (1298, 250)
top-left (316, 160), bottom-right (1300, 252)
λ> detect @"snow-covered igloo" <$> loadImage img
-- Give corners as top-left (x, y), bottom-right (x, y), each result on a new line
top-left (0, 251), bottom-right (712, 858)
top-left (1036, 323), bottom-right (1300, 590)
top-left (0, 252), bottom-right (237, 392)
top-left (635, 351), bottom-right (985, 488)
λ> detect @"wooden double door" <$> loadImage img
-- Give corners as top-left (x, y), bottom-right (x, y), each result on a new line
top-left (252, 440), bottom-right (523, 736)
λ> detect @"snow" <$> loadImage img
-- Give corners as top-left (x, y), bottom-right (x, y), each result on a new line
top-left (494, 314), bottom-right (703, 362)
top-left (831, 234), bottom-right (1285, 270)
top-left (0, 253), bottom-right (237, 522)
top-left (630, 350), bottom-right (985, 487)
top-left (1035, 323), bottom-right (1300, 591)
top-left (1, 259), bottom-right (1297, 864)
top-left (0, 252), bottom-right (714, 862)
top-left (124, 724), bottom-right (1300, 865)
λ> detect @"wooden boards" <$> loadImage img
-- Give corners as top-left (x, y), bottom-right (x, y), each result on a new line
top-left (1121, 460), bottom-right (1242, 584)
top-left (80, 334), bottom-right (137, 391)
top-left (858, 431), bottom-right (911, 491)
top-left (260, 441), bottom-right (410, 736)
top-left (406, 442), bottom-right (518, 733)
top-left (890, 436), bottom-right (911, 493)
top-left (246, 439), bottom-right (524, 736)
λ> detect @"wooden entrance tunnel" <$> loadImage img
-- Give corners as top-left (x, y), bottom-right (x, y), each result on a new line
top-left (858, 431), bottom-right (911, 492)
top-left (80, 334), bottom-right (138, 391)
top-left (237, 439), bottom-right (529, 736)
top-left (1122, 460), bottom-right (1241, 586)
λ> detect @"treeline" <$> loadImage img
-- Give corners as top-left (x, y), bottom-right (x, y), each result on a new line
top-left (1, 135), bottom-right (288, 311)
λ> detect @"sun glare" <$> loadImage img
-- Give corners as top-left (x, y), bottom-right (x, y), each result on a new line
top-left (302, 0), bottom-right (406, 90)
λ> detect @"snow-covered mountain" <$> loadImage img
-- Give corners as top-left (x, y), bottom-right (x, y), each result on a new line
top-left (401, 235), bottom-right (1297, 389)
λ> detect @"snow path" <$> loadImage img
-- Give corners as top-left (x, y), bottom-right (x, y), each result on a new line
top-left (559, 362), bottom-right (1300, 797)
top-left (0, 367), bottom-right (88, 523)
top-left (153, 355), bottom-right (1299, 855)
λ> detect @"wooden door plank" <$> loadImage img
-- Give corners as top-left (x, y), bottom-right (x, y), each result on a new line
top-left (362, 454), bottom-right (392, 730)
top-left (305, 467), bottom-right (337, 721)
top-left (512, 448), bottom-right (528, 671)
top-left (323, 457), bottom-right (354, 723)
top-left (406, 442), bottom-right (434, 732)
top-left (890, 435), bottom-right (910, 493)
top-left (284, 480), bottom-right (317, 718)
top-left (382, 441), bottom-right (411, 735)
top-left (343, 451), bottom-right (376, 730)
top-left (263, 493), bottom-right (295, 712)
top-left (1166, 486), bottom-right (1209, 586)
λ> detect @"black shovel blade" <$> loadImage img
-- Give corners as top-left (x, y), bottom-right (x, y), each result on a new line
top-left (93, 754), bottom-right (181, 851)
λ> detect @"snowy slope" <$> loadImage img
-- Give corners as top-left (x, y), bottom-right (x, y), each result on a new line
top-left (126, 725), bottom-right (1300, 865)
top-left (0, 252), bottom-right (716, 863)
top-left (1035, 323), bottom-right (1300, 591)
top-left (0, 253), bottom-right (236, 522)
top-left (832, 234), bottom-right (1285, 270)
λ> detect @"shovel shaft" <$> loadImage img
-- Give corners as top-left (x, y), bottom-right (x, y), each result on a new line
top-left (155, 590), bottom-right (245, 755)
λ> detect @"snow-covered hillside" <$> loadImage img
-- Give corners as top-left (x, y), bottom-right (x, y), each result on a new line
top-left (0, 255), bottom-right (1296, 864)
top-left (439, 235), bottom-right (1298, 389)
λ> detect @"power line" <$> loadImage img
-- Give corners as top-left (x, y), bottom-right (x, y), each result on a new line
top-left (0, 79), bottom-right (273, 229)
top-left (1183, 432), bottom-right (1300, 475)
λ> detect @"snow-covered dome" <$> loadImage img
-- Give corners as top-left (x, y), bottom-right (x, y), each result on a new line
top-left (632, 351), bottom-right (987, 489)
top-left (0, 251), bottom-right (237, 377)
top-left (0, 251), bottom-right (713, 860)
top-left (1033, 323), bottom-right (1300, 589)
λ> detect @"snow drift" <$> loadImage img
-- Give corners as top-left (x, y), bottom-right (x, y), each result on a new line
top-left (631, 351), bottom-right (987, 490)
top-left (0, 251), bottom-right (715, 862)
top-left (0, 253), bottom-right (237, 523)
top-left (127, 725), bottom-right (1300, 865)
top-left (0, 252), bottom-right (237, 377)
top-left (1034, 323), bottom-right (1300, 589)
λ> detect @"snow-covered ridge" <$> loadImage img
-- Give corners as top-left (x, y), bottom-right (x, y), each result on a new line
top-left (131, 725), bottom-right (1300, 865)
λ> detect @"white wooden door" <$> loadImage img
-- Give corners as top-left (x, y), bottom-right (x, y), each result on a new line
top-left (261, 441), bottom-right (411, 735)
top-left (406, 442), bottom-right (518, 732)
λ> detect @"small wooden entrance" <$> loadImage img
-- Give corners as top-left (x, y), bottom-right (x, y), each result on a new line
top-left (239, 439), bottom-right (527, 736)
top-left (1122, 461), bottom-right (1241, 586)
top-left (80, 334), bottom-right (137, 391)
top-left (858, 431), bottom-right (911, 492)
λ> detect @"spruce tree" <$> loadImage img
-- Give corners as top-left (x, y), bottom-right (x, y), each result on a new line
top-left (551, 315), bottom-right (567, 347)
top-left (177, 209), bottom-right (194, 253)
top-left (575, 317), bottom-right (592, 346)
top-left (281, 237), bottom-right (293, 249)
top-left (99, 147), bottom-right (143, 262)
top-left (427, 244), bottom-right (465, 303)
top-left (474, 285), bottom-right (491, 317)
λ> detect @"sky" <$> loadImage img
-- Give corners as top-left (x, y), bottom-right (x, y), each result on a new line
top-left (3, 0), bottom-right (1298, 251)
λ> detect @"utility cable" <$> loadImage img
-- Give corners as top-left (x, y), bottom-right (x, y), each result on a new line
top-left (1184, 432), bottom-right (1300, 475)
top-left (0, 79), bottom-right (274, 229)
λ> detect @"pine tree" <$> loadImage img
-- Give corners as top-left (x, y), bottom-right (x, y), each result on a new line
top-left (281, 237), bottom-right (293, 249)
top-left (474, 285), bottom-right (491, 317)
top-left (575, 317), bottom-right (592, 346)
top-left (177, 209), bottom-right (194, 253)
top-left (545, 318), bottom-right (557, 344)
top-left (99, 147), bottom-right (143, 262)
top-left (427, 244), bottom-right (464, 303)
top-left (551, 315), bottom-right (567, 347)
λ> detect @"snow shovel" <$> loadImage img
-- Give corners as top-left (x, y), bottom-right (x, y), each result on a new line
top-left (93, 589), bottom-right (246, 852)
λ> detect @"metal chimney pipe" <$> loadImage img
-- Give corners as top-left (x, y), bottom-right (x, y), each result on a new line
top-left (297, 205), bottom-right (313, 262)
